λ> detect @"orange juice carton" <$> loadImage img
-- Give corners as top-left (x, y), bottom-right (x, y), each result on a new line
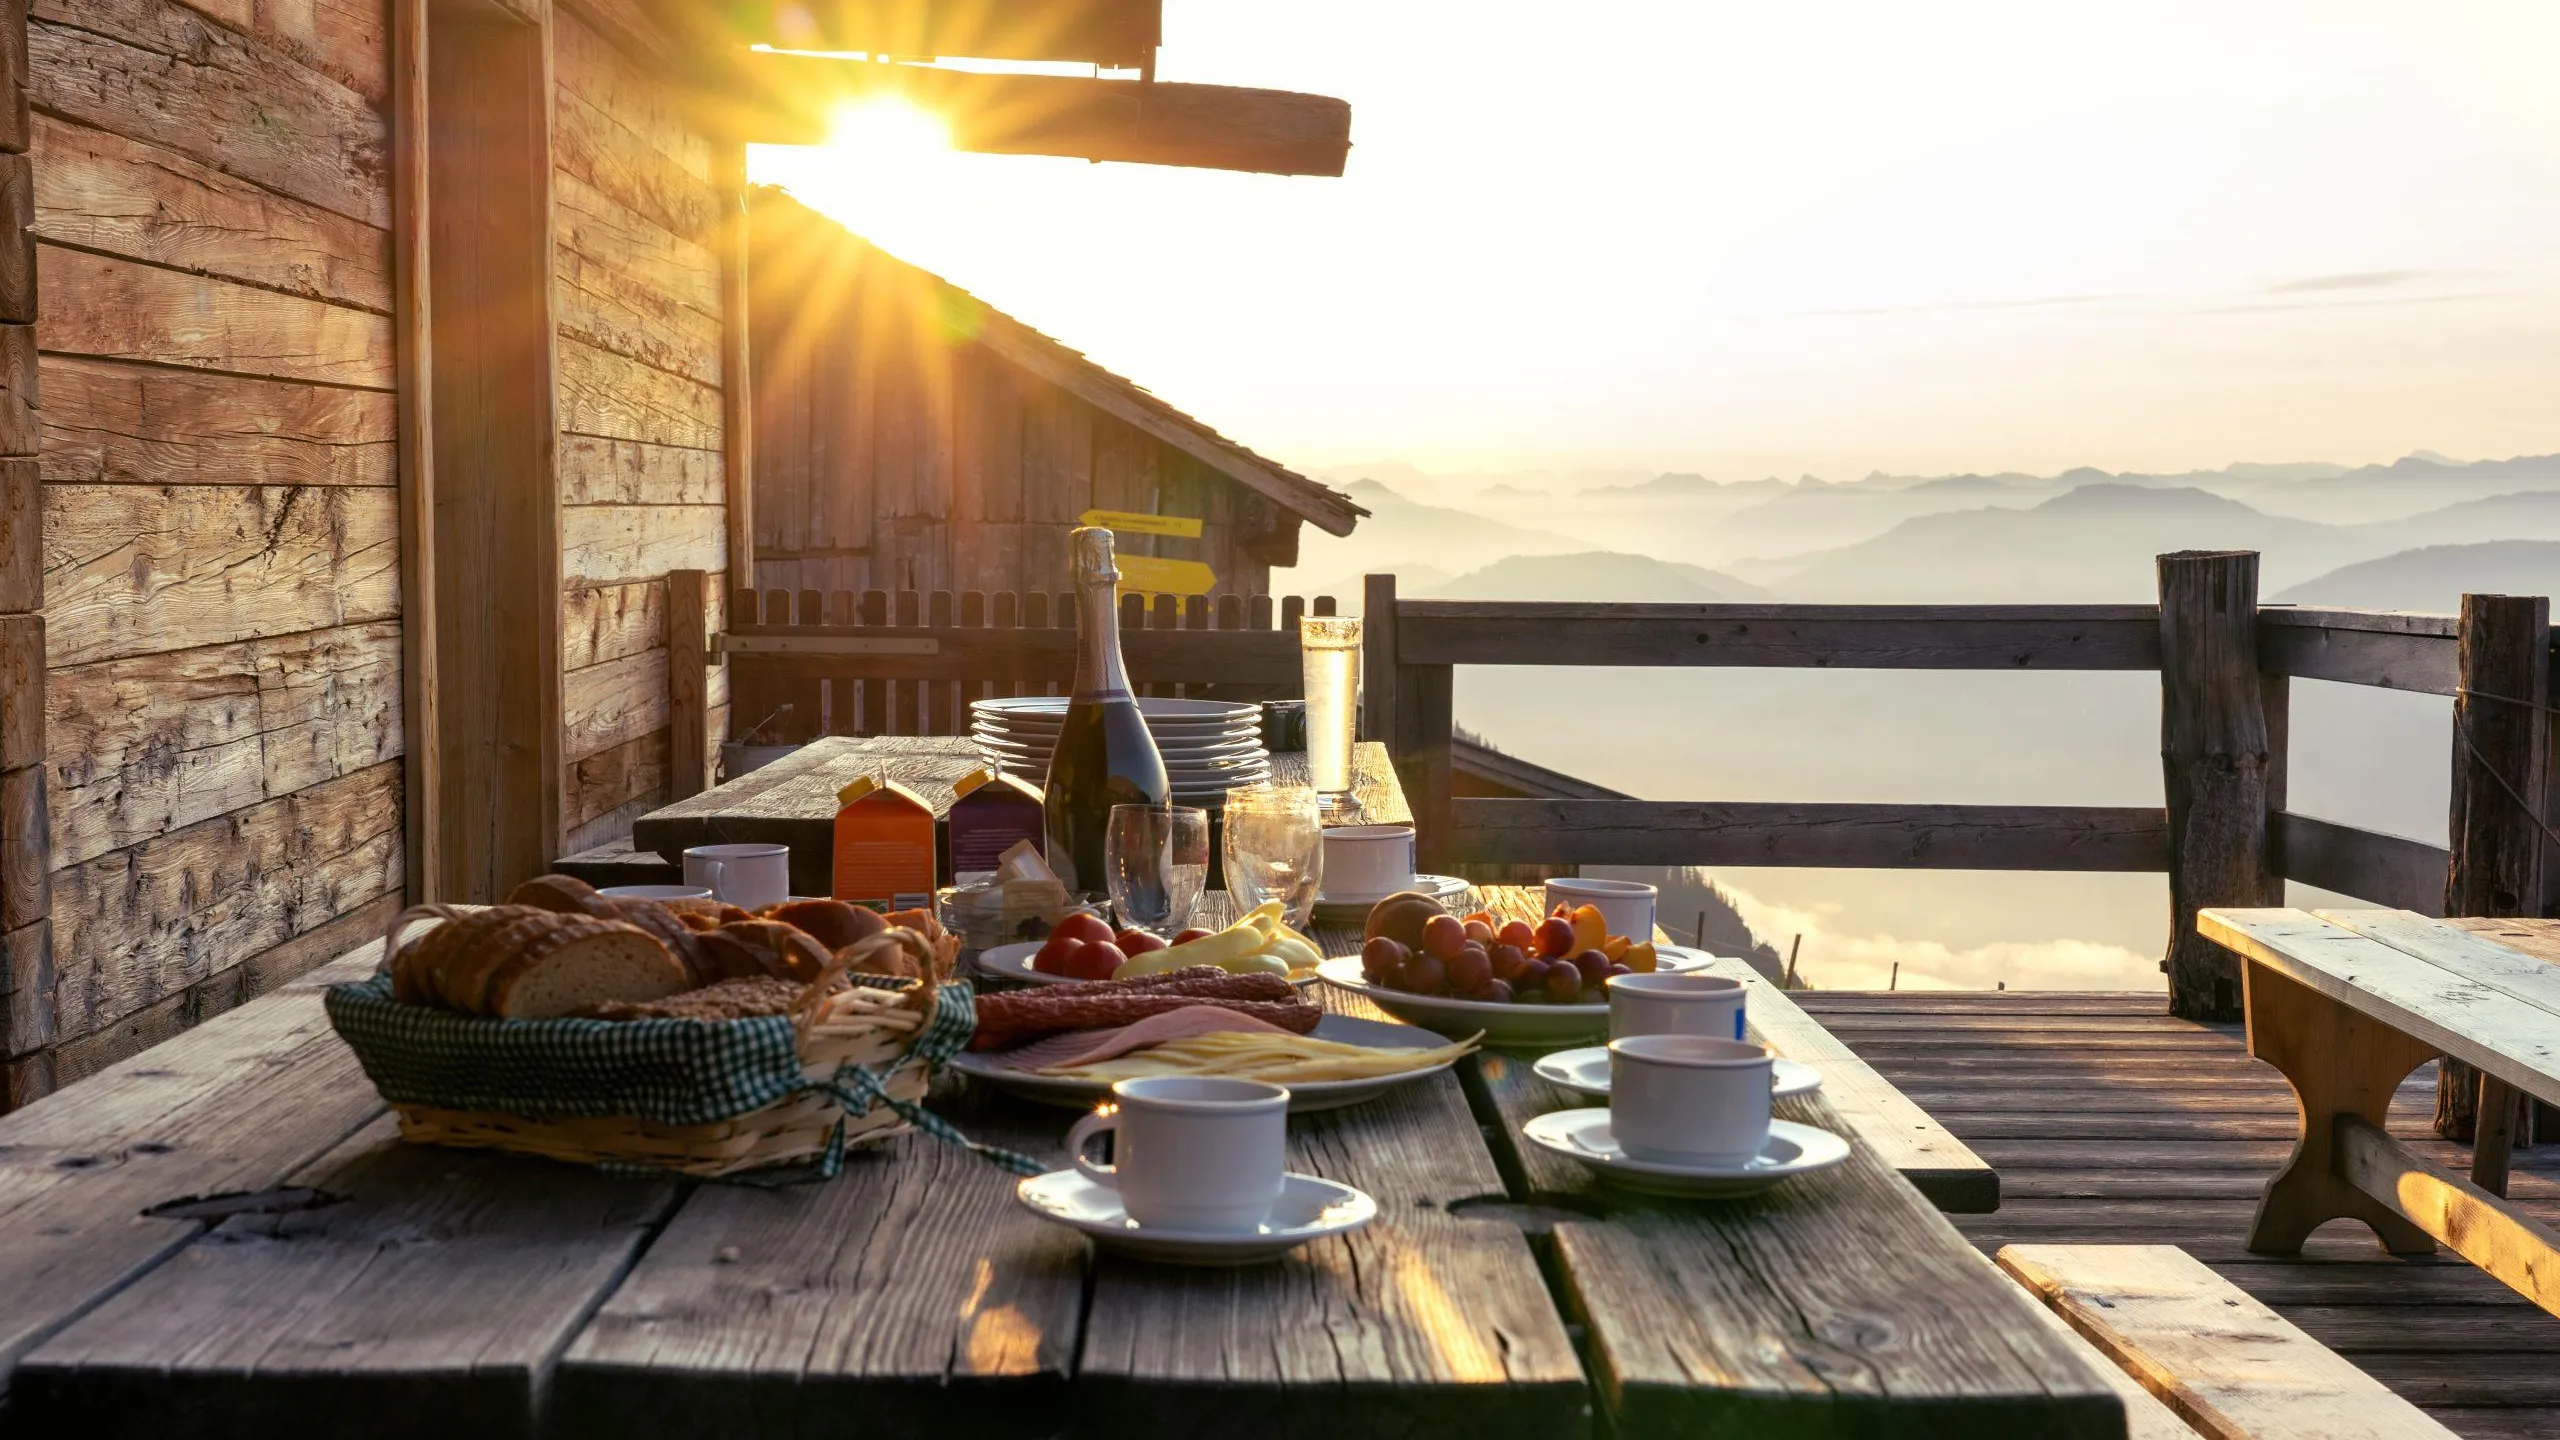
top-left (831, 776), bottom-right (936, 903)
top-left (946, 768), bottom-right (1044, 881)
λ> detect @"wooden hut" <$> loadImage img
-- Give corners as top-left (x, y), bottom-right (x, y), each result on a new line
top-left (748, 187), bottom-right (1362, 604)
top-left (0, 0), bottom-right (1352, 1108)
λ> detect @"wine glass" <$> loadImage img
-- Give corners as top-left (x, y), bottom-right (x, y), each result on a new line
top-left (1105, 804), bottom-right (1209, 937)
top-left (1221, 785), bottom-right (1324, 929)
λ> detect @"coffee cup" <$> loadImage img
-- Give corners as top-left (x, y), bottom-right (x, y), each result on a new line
top-left (1321, 824), bottom-right (1417, 899)
top-left (598, 884), bottom-right (715, 902)
top-left (682, 843), bottom-right (789, 912)
top-left (1608, 971), bottom-right (1747, 1043)
top-left (1609, 1034), bottom-right (1774, 1165)
top-left (1543, 877), bottom-right (1657, 943)
top-left (1066, 1076), bottom-right (1289, 1231)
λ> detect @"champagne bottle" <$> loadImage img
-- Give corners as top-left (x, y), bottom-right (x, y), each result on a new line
top-left (1042, 527), bottom-right (1170, 892)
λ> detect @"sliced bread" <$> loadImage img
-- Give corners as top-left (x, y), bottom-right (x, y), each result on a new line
top-left (482, 919), bottom-right (691, 1019)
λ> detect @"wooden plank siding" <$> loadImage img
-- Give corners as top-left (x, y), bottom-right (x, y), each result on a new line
top-left (0, 0), bottom-right (35, 1109)
top-left (12, 0), bottom-right (402, 1104)
top-left (551, 7), bottom-right (730, 847)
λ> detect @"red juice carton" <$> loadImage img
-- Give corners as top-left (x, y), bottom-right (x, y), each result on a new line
top-left (947, 768), bottom-right (1044, 881)
top-left (832, 776), bottom-right (935, 903)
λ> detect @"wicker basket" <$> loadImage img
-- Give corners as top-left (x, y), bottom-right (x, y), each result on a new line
top-left (388, 982), bottom-right (938, 1178)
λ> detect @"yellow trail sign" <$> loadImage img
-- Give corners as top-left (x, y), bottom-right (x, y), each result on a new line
top-left (1082, 509), bottom-right (1204, 540)
top-left (1115, 556), bottom-right (1217, 596)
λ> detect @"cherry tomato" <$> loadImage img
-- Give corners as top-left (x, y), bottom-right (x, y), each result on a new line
top-left (1053, 912), bottom-right (1115, 946)
top-left (1172, 927), bottom-right (1213, 946)
top-left (1067, 940), bottom-right (1126, 981)
top-left (1115, 928), bottom-right (1167, 955)
top-left (1032, 934), bottom-right (1082, 974)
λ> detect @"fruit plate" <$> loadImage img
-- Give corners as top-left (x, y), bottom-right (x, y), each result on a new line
top-left (953, 1013), bottom-right (1461, 1113)
top-left (974, 940), bottom-right (1320, 989)
top-left (1315, 956), bottom-right (1609, 1048)
top-left (1307, 874), bottom-right (1474, 922)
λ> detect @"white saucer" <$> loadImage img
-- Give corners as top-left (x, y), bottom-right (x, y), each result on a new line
top-left (1521, 1110), bottom-right (1850, 1197)
top-left (1534, 1047), bottom-right (1821, 1101)
top-left (1308, 874), bottom-right (1473, 918)
top-left (1014, 1169), bottom-right (1376, 1264)
top-left (954, 1013), bottom-right (1458, 1112)
top-left (974, 939), bottom-right (1320, 989)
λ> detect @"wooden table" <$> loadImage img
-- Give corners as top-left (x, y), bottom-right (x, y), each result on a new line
top-left (631, 736), bottom-right (1413, 896)
top-left (2200, 907), bottom-right (2560, 1318)
top-left (0, 886), bottom-right (2111, 1438)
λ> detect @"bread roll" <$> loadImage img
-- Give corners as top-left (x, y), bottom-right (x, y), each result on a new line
top-left (763, 898), bottom-right (886, 950)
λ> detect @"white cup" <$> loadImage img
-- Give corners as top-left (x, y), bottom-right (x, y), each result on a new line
top-left (683, 843), bottom-right (789, 912)
top-left (1544, 877), bottom-right (1657, 943)
top-left (1321, 824), bottom-right (1417, 899)
top-left (1066, 1076), bottom-right (1289, 1232)
top-left (1608, 971), bottom-right (1748, 1044)
top-left (598, 884), bottom-right (715, 902)
top-left (1609, 1034), bottom-right (1775, 1165)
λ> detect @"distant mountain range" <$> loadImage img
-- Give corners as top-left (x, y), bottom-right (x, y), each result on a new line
top-left (2277, 541), bottom-right (2560, 612)
top-left (1415, 551), bottom-right (1769, 604)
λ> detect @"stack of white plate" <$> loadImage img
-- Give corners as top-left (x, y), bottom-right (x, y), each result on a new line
top-left (971, 696), bottom-right (1272, 804)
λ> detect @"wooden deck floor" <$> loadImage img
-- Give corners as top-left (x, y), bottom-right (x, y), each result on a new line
top-left (1799, 990), bottom-right (2560, 1440)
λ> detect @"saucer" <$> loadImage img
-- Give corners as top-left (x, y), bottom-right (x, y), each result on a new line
top-left (1014, 1169), bottom-right (1377, 1265)
top-left (1521, 1109), bottom-right (1850, 1197)
top-left (974, 939), bottom-right (1319, 989)
top-left (1533, 1048), bottom-right (1821, 1101)
top-left (1308, 874), bottom-right (1472, 919)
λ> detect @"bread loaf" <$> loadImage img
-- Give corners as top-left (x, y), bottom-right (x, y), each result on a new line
top-left (605, 898), bottom-right (716, 987)
top-left (762, 898), bottom-right (886, 950)
top-left (382, 904), bottom-right (686, 1018)
top-left (505, 873), bottom-right (616, 919)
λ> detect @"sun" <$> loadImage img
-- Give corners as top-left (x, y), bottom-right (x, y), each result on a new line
top-left (827, 97), bottom-right (953, 162)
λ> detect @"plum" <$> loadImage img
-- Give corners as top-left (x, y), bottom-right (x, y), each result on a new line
top-left (1361, 935), bottom-right (1408, 981)
top-left (1400, 952), bottom-right (1449, 995)
top-left (1496, 920), bottom-right (1537, 952)
top-left (1488, 943), bottom-right (1528, 980)
top-left (1421, 914), bottom-right (1469, 961)
top-left (1448, 947), bottom-right (1492, 992)
top-left (1534, 916), bottom-right (1576, 959)
top-left (1462, 918), bottom-right (1496, 945)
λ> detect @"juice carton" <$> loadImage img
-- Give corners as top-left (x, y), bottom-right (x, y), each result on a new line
top-left (831, 776), bottom-right (935, 903)
top-left (947, 768), bottom-right (1044, 881)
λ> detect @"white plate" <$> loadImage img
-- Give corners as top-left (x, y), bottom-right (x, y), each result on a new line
top-left (1316, 956), bottom-right (1609, 1048)
top-left (1307, 874), bottom-right (1475, 919)
top-left (975, 696), bottom-right (1262, 725)
top-left (952, 1012), bottom-right (1458, 1112)
top-left (1533, 1048), bottom-right (1821, 1100)
top-left (974, 939), bottom-right (1320, 989)
top-left (1016, 1168), bottom-right (1375, 1265)
top-left (973, 725), bottom-right (1265, 752)
top-left (1522, 1110), bottom-right (1850, 1197)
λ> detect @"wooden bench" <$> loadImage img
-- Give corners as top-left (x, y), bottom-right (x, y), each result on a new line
top-left (2201, 908), bottom-right (2560, 1314)
top-left (1998, 1244), bottom-right (2457, 1439)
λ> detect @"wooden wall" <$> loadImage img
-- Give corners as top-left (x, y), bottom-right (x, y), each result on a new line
top-left (749, 188), bottom-right (1287, 606)
top-left (552, 5), bottom-right (731, 855)
top-left (23, 0), bottom-right (405, 1094)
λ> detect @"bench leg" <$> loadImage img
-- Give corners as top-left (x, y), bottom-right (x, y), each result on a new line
top-left (2242, 960), bottom-right (2438, 1256)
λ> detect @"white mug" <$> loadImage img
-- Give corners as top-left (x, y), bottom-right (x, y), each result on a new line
top-left (1321, 824), bottom-right (1417, 899)
top-left (598, 884), bottom-right (715, 902)
top-left (1608, 971), bottom-right (1747, 1043)
top-left (1610, 1034), bottom-right (1775, 1165)
top-left (683, 843), bottom-right (789, 912)
top-left (1066, 1076), bottom-right (1289, 1232)
top-left (1544, 877), bottom-right (1657, 943)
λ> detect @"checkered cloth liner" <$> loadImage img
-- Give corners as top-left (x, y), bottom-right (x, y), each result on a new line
top-left (324, 974), bottom-right (1041, 1180)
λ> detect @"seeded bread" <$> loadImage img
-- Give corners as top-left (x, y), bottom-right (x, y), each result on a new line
top-left (480, 917), bottom-right (691, 1018)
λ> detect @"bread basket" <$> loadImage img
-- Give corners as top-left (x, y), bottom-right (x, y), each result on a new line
top-left (326, 905), bottom-right (1023, 1180)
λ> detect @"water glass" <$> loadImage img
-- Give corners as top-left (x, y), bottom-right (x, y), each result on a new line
top-left (1221, 785), bottom-right (1323, 929)
top-left (1105, 804), bottom-right (1209, 936)
top-left (1298, 616), bottom-right (1362, 814)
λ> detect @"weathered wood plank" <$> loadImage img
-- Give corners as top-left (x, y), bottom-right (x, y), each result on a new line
top-left (28, 0), bottom-right (389, 227)
top-left (551, 82), bottom-right (717, 243)
top-left (554, 236), bottom-right (722, 386)
top-left (0, 457), bottom-right (34, 613)
top-left (564, 725), bottom-right (664, 834)
top-left (2335, 1117), bottom-right (2560, 1317)
top-left (16, 1115), bottom-right (681, 1439)
top-left (168, 0), bottom-right (385, 106)
top-left (47, 760), bottom-right (401, 1044)
top-left (561, 501), bottom-right (723, 584)
top-left (38, 243), bottom-right (394, 387)
top-left (557, 432), bottom-right (722, 507)
top-left (1394, 601), bottom-right (2164, 670)
top-left (564, 577), bottom-right (662, 672)
top-left (724, 622), bottom-right (1300, 687)
top-left (2159, 550), bottom-right (2277, 1022)
top-left (1448, 798), bottom-right (2170, 871)
top-left (180, 889), bottom-right (399, 1030)
top-left (551, 8), bottom-right (711, 182)
top-left (557, 336), bottom-right (721, 450)
top-left (0, 761), bottom-right (48, 931)
top-left (1998, 1243), bottom-right (2460, 1439)
top-left (1, 914), bottom-right (52, 1054)
top-left (2272, 813), bottom-right (2450, 915)
top-left (0, 609), bottom-right (37, 769)
top-left (39, 354), bottom-right (396, 488)
top-left (31, 113), bottom-right (391, 312)
top-left (2256, 609), bottom-right (2459, 695)
top-left (553, 168), bottom-right (719, 326)
top-left (0, 151), bottom-right (31, 325)
top-left (563, 646), bottom-right (668, 766)
top-left (666, 568), bottom-right (705, 802)
top-left (47, 620), bottom-right (402, 867)
top-left (0, 321), bottom-right (37, 454)
top-left (43, 483), bottom-right (400, 668)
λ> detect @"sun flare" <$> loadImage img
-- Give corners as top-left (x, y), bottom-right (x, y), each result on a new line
top-left (827, 97), bottom-right (953, 162)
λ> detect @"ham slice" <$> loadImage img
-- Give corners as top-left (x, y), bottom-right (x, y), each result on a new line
top-left (994, 1005), bottom-right (1299, 1072)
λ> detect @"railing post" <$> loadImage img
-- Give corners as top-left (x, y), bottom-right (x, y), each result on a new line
top-left (1362, 573), bottom-right (1452, 869)
top-left (666, 569), bottom-right (709, 802)
top-left (1361, 572), bottom-right (1399, 754)
top-left (2157, 551), bottom-right (2278, 1021)
top-left (2437, 592), bottom-right (2549, 1155)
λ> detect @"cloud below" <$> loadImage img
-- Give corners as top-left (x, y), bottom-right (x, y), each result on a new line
top-left (1716, 878), bottom-right (2163, 993)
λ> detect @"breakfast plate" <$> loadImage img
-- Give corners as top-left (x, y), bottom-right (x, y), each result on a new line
top-left (1520, 1109), bottom-right (1850, 1198)
top-left (1533, 1047), bottom-right (1821, 1100)
top-left (953, 1012), bottom-right (1461, 1112)
top-left (1014, 1169), bottom-right (1376, 1265)
top-left (1315, 956), bottom-right (1608, 1047)
top-left (1308, 874), bottom-right (1474, 921)
top-left (973, 940), bottom-right (1320, 989)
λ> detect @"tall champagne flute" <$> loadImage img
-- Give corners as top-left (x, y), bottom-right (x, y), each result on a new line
top-left (1221, 785), bottom-right (1323, 929)
top-left (1105, 804), bottom-right (1209, 936)
top-left (1299, 616), bottom-right (1362, 820)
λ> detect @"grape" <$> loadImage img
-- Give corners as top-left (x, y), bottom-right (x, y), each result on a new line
top-left (1572, 949), bottom-right (1613, 984)
top-left (1362, 935), bottom-right (1407, 981)
top-left (1462, 918), bottom-right (1496, 945)
top-left (1488, 943), bottom-right (1528, 980)
top-left (1607, 962), bottom-right (1633, 979)
top-left (1497, 920), bottom-right (1537, 952)
top-left (1516, 958), bottom-right (1550, 990)
top-left (1535, 917), bottom-right (1576, 958)
top-left (1478, 978), bottom-right (1514, 1004)
top-left (1401, 952), bottom-right (1449, 995)
top-left (1448, 947), bottom-right (1492, 992)
top-left (1421, 914), bottom-right (1469, 961)
top-left (1542, 964), bottom-right (1582, 1003)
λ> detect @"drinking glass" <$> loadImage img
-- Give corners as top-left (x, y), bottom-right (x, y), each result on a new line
top-left (1221, 785), bottom-right (1323, 929)
top-left (1105, 804), bottom-right (1209, 936)
top-left (1299, 616), bottom-right (1362, 819)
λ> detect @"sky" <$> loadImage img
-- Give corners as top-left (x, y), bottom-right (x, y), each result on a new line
top-left (751, 0), bottom-right (2560, 481)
